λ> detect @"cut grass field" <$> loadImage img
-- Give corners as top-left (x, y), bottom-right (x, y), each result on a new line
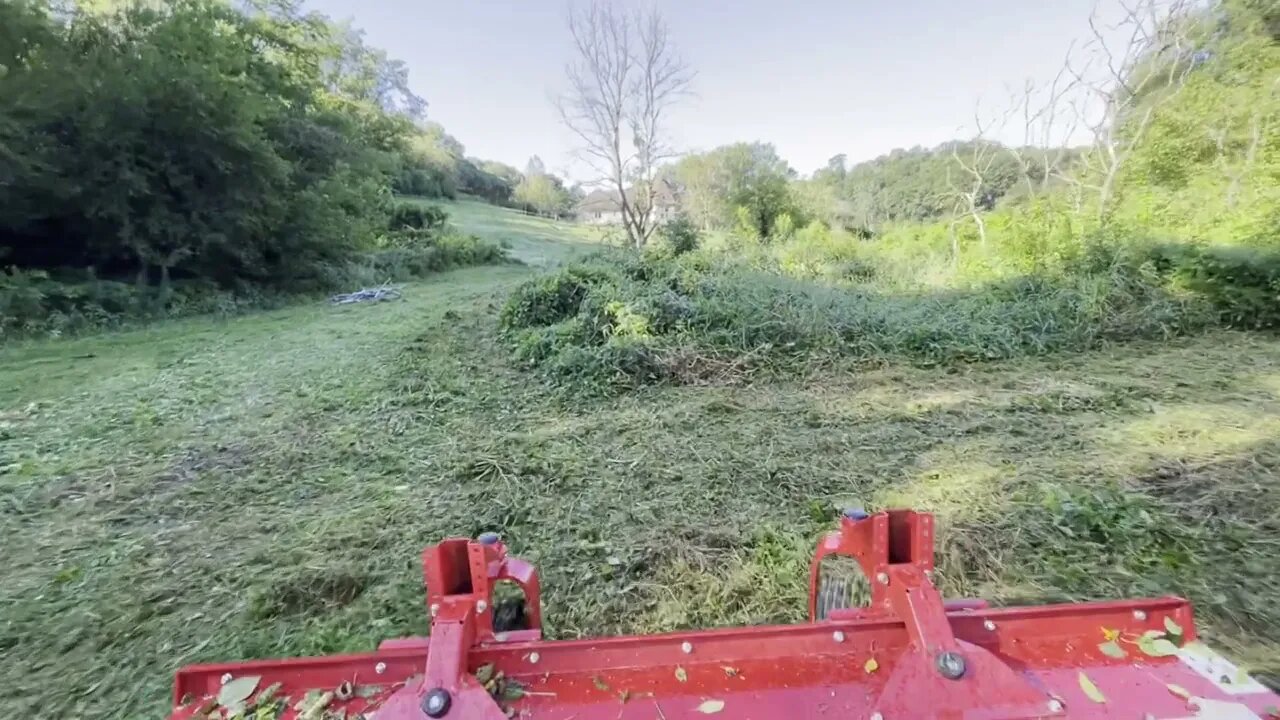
top-left (2, 200), bottom-right (1279, 718)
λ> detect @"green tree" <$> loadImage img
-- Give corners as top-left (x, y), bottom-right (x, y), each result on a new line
top-left (672, 142), bottom-right (797, 237)
top-left (514, 172), bottom-right (570, 217)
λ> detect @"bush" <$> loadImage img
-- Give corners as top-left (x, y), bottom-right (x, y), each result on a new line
top-left (499, 251), bottom-right (1217, 392)
top-left (657, 215), bottom-right (701, 256)
top-left (388, 202), bottom-right (449, 233)
top-left (500, 264), bottom-right (620, 329)
top-left (0, 268), bottom-right (280, 339)
top-left (2, 229), bottom-right (507, 339)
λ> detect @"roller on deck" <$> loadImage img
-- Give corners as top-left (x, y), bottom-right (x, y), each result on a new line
top-left (167, 509), bottom-right (1280, 719)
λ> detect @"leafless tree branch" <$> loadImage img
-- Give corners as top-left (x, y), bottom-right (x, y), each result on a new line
top-left (557, 2), bottom-right (692, 247)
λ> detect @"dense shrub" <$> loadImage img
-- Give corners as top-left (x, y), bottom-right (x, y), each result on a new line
top-left (0, 1), bottom-right (520, 339)
top-left (499, 251), bottom-right (1226, 392)
top-left (388, 202), bottom-right (449, 233)
top-left (657, 215), bottom-right (702, 256)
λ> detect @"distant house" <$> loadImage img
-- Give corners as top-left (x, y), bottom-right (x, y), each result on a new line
top-left (576, 181), bottom-right (681, 225)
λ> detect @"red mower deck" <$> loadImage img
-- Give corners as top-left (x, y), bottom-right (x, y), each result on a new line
top-left (167, 510), bottom-right (1280, 719)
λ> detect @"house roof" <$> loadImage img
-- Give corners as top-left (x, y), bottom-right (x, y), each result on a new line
top-left (576, 181), bottom-right (680, 213)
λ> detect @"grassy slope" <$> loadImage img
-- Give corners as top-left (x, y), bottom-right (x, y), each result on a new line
top-left (2, 201), bottom-right (1279, 718)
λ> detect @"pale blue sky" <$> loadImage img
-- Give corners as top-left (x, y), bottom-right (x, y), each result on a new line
top-left (303, 1), bottom-right (1118, 179)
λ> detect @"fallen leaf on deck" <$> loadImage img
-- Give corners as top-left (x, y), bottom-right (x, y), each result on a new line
top-left (1101, 627), bottom-right (1120, 642)
top-left (254, 682), bottom-right (283, 706)
top-left (592, 676), bottom-right (610, 691)
top-left (499, 683), bottom-right (526, 702)
top-left (697, 699), bottom-right (725, 714)
top-left (297, 690), bottom-right (334, 720)
top-left (1141, 638), bottom-right (1180, 657)
top-left (675, 666), bottom-right (688, 683)
top-left (356, 684), bottom-right (383, 699)
top-left (863, 658), bottom-right (879, 674)
top-left (1098, 640), bottom-right (1126, 659)
top-left (1164, 617), bottom-right (1183, 637)
top-left (1078, 672), bottom-right (1106, 703)
top-left (475, 664), bottom-right (496, 685)
top-left (1168, 684), bottom-right (1191, 700)
top-left (721, 666), bottom-right (740, 678)
top-left (217, 676), bottom-right (260, 710)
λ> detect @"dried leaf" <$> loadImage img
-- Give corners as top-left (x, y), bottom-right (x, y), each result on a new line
top-left (218, 676), bottom-right (261, 710)
top-left (720, 666), bottom-right (739, 678)
top-left (1164, 617), bottom-right (1183, 637)
top-left (475, 664), bottom-right (496, 685)
top-left (1078, 672), bottom-right (1106, 704)
top-left (298, 690), bottom-right (334, 720)
top-left (591, 675), bottom-right (610, 691)
top-left (697, 699), bottom-right (725, 714)
top-left (618, 689), bottom-right (631, 704)
top-left (254, 682), bottom-right (283, 707)
top-left (863, 658), bottom-right (879, 674)
top-left (1098, 640), bottom-right (1126, 659)
top-left (499, 683), bottom-right (525, 702)
top-left (295, 690), bottom-right (325, 711)
top-left (356, 685), bottom-right (383, 699)
top-left (674, 666), bottom-right (688, 683)
top-left (1101, 626), bottom-right (1121, 641)
top-left (1167, 684), bottom-right (1191, 700)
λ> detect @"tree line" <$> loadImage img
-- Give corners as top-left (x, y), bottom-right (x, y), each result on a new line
top-left (560, 0), bottom-right (1275, 261)
top-left (0, 0), bottom-right (537, 304)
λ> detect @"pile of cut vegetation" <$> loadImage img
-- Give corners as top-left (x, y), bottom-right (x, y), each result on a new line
top-left (498, 250), bottom-right (1216, 392)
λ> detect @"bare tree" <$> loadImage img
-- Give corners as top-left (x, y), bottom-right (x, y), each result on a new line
top-left (1211, 77), bottom-right (1277, 208)
top-left (557, 3), bottom-right (691, 248)
top-left (1065, 0), bottom-right (1201, 219)
top-left (947, 106), bottom-right (1012, 247)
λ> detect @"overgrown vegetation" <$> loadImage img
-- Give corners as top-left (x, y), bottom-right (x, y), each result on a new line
top-left (1, 198), bottom-right (504, 337)
top-left (513, 0), bottom-right (1279, 394)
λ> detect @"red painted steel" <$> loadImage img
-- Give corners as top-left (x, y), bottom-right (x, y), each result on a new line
top-left (167, 510), bottom-right (1280, 720)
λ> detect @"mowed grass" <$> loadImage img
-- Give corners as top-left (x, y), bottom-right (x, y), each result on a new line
top-left (2, 201), bottom-right (1280, 718)
top-left (418, 195), bottom-right (604, 267)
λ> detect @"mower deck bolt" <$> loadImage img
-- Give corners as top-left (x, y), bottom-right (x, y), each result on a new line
top-left (476, 600), bottom-right (487, 613)
top-left (220, 673), bottom-right (233, 685)
top-left (477, 532), bottom-right (501, 545)
top-left (935, 651), bottom-right (966, 680)
top-left (832, 630), bottom-right (845, 643)
top-left (375, 662), bottom-right (387, 675)
top-left (1133, 609), bottom-right (1147, 620)
top-left (681, 641), bottom-right (693, 654)
top-left (422, 688), bottom-right (451, 718)
top-left (1047, 699), bottom-right (1064, 712)
top-left (876, 572), bottom-right (890, 585)
top-left (983, 620), bottom-right (996, 631)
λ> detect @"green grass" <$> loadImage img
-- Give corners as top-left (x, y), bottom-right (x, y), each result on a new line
top-left (410, 195), bottom-right (605, 267)
top-left (3, 200), bottom-right (1280, 718)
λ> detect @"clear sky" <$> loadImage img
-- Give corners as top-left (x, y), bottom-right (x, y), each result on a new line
top-left (302, 0), bottom-right (1119, 179)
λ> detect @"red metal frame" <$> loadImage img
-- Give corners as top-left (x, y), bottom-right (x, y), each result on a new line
top-left (168, 510), bottom-right (1280, 720)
